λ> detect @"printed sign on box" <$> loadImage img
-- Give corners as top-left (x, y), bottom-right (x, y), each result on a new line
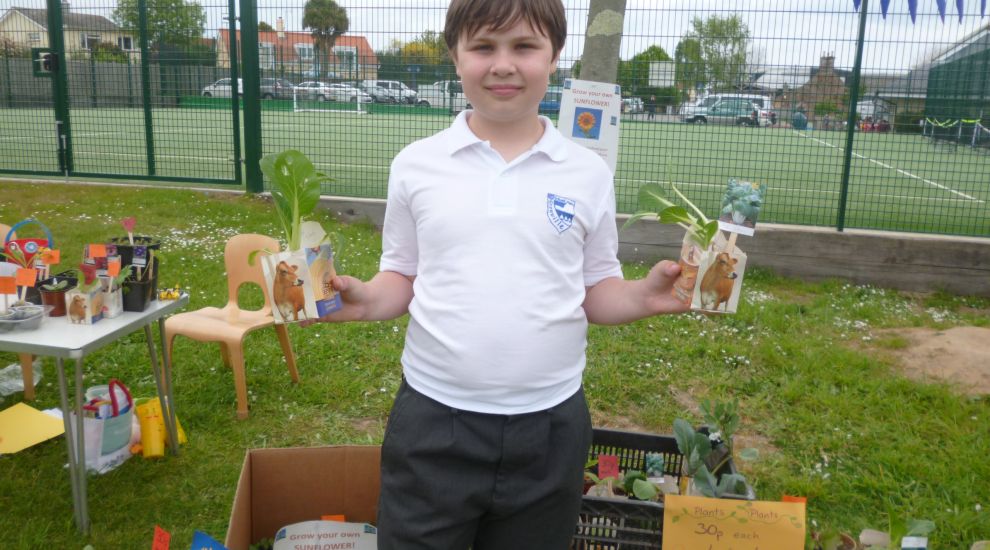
top-left (556, 78), bottom-right (623, 173)
top-left (662, 494), bottom-right (805, 550)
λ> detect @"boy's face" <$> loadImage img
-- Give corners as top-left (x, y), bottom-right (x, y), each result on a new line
top-left (452, 19), bottom-right (559, 128)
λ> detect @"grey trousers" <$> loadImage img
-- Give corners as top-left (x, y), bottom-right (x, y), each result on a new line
top-left (376, 380), bottom-right (593, 549)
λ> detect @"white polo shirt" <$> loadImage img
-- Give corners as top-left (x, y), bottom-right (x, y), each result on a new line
top-left (380, 111), bottom-right (623, 414)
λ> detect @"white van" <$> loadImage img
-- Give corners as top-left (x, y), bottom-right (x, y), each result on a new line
top-left (361, 79), bottom-right (418, 104)
top-left (416, 80), bottom-right (468, 111)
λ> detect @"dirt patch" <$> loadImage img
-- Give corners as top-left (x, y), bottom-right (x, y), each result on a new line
top-left (881, 326), bottom-right (990, 395)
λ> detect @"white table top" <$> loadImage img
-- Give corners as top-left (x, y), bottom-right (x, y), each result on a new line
top-left (0, 294), bottom-right (189, 359)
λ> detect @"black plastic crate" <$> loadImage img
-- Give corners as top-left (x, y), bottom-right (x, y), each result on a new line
top-left (571, 428), bottom-right (755, 550)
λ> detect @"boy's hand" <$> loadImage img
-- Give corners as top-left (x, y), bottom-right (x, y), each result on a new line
top-left (299, 270), bottom-right (414, 326)
top-left (642, 260), bottom-right (691, 315)
top-left (299, 275), bottom-right (369, 326)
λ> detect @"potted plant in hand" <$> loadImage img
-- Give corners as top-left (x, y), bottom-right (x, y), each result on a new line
top-left (622, 180), bottom-right (718, 305)
top-left (250, 149), bottom-right (343, 324)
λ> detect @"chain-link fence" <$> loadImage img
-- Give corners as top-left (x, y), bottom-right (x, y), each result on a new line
top-left (1, 1), bottom-right (988, 237)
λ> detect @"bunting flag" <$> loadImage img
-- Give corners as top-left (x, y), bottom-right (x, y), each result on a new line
top-left (857, 0), bottom-right (987, 20)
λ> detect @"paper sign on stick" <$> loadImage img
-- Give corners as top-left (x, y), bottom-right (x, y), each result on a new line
top-left (597, 454), bottom-right (620, 480)
top-left (0, 276), bottom-right (16, 294)
top-left (107, 257), bottom-right (121, 277)
top-left (662, 495), bottom-right (805, 550)
top-left (15, 268), bottom-right (37, 287)
top-left (88, 244), bottom-right (107, 258)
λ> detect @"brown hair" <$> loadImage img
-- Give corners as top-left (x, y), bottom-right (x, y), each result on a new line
top-left (444, 0), bottom-right (566, 55)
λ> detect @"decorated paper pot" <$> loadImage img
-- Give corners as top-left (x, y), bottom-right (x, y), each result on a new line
top-left (672, 234), bottom-right (704, 305)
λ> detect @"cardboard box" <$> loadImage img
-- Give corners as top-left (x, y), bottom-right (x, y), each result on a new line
top-left (225, 445), bottom-right (381, 550)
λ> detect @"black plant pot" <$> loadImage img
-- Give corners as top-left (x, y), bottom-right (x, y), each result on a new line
top-left (108, 236), bottom-right (160, 300)
top-left (122, 278), bottom-right (153, 312)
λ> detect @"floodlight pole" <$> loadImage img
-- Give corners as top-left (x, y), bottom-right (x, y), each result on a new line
top-left (837, 0), bottom-right (869, 232)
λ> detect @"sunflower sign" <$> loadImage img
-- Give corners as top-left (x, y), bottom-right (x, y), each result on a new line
top-left (557, 78), bottom-right (623, 173)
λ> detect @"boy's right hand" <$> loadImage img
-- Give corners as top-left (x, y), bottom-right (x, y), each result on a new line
top-left (300, 271), bottom-right (414, 326)
top-left (300, 275), bottom-right (368, 325)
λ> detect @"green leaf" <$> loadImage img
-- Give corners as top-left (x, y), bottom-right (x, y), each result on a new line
top-left (620, 211), bottom-right (659, 233)
top-left (637, 183), bottom-right (676, 212)
top-left (694, 465), bottom-right (717, 497)
top-left (673, 418), bottom-right (696, 456)
top-left (632, 478), bottom-right (659, 501)
top-left (261, 149), bottom-right (332, 250)
top-left (658, 205), bottom-right (695, 226)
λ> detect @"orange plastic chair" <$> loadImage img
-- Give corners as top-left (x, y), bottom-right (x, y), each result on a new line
top-left (1, 222), bottom-right (36, 401)
top-left (164, 234), bottom-right (299, 419)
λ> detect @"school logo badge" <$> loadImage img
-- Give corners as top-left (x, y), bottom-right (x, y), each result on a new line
top-left (547, 193), bottom-right (576, 233)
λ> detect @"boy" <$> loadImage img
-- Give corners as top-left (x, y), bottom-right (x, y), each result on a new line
top-left (311, 0), bottom-right (688, 546)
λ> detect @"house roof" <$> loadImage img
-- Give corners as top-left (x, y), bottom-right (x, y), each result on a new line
top-left (218, 29), bottom-right (377, 65)
top-left (6, 6), bottom-right (120, 32)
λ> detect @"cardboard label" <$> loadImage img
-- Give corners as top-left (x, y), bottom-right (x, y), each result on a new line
top-left (597, 454), bottom-right (620, 480)
top-left (662, 495), bottom-right (805, 550)
top-left (556, 78), bottom-right (623, 173)
top-left (0, 276), bottom-right (15, 294)
top-left (88, 244), bottom-right (107, 258)
top-left (15, 268), bottom-right (38, 287)
top-left (40, 248), bottom-right (60, 265)
top-left (107, 257), bottom-right (121, 277)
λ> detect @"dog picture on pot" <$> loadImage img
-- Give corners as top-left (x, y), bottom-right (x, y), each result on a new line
top-left (260, 241), bottom-right (343, 324)
top-left (690, 232), bottom-right (747, 314)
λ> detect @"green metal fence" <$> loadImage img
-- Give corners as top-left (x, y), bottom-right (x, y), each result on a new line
top-left (1, 1), bottom-right (988, 238)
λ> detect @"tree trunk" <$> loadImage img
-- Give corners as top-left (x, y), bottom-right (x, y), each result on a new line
top-left (578, 0), bottom-right (626, 84)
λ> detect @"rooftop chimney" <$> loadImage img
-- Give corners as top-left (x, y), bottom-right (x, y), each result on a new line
top-left (277, 17), bottom-right (284, 39)
top-left (820, 52), bottom-right (835, 71)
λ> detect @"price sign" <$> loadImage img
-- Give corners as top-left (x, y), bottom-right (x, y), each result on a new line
top-left (662, 495), bottom-right (805, 550)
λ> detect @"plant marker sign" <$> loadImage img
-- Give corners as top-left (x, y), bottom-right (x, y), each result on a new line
top-left (662, 495), bottom-right (805, 550)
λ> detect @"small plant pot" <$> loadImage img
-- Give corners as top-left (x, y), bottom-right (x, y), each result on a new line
top-left (108, 236), bottom-right (160, 300)
top-left (122, 278), bottom-right (153, 312)
top-left (38, 275), bottom-right (78, 317)
top-left (672, 233), bottom-right (704, 305)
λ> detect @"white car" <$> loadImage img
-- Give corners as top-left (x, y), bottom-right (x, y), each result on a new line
top-left (296, 82), bottom-right (372, 103)
top-left (327, 83), bottom-right (373, 103)
top-left (202, 78), bottom-right (243, 98)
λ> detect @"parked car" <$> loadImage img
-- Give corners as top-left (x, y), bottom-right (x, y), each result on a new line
top-left (703, 98), bottom-right (760, 126)
top-left (416, 80), bottom-right (468, 111)
top-left (327, 83), bottom-right (373, 103)
top-left (539, 85), bottom-right (563, 114)
top-left (361, 79), bottom-right (418, 104)
top-left (260, 78), bottom-right (294, 100)
top-left (359, 82), bottom-right (394, 103)
top-left (202, 78), bottom-right (293, 99)
top-left (622, 97), bottom-right (644, 114)
top-left (295, 81), bottom-right (372, 103)
top-left (202, 78), bottom-right (242, 98)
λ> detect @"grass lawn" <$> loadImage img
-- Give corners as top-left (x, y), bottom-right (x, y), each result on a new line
top-left (0, 181), bottom-right (988, 548)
